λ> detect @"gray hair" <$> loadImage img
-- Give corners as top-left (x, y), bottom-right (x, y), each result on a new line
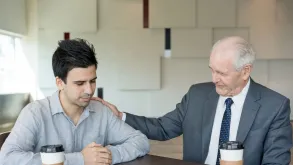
top-left (212, 37), bottom-right (256, 71)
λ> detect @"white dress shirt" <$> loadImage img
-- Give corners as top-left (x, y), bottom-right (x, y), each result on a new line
top-left (205, 79), bottom-right (250, 165)
top-left (122, 79), bottom-right (251, 165)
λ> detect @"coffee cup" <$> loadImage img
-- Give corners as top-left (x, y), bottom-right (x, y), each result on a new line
top-left (40, 144), bottom-right (65, 165)
top-left (220, 141), bottom-right (244, 165)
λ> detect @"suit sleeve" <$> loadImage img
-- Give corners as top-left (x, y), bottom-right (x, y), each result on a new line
top-left (125, 86), bottom-right (193, 141)
top-left (262, 98), bottom-right (292, 165)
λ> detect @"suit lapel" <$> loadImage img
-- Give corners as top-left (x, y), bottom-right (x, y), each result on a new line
top-left (202, 88), bottom-right (219, 161)
top-left (236, 80), bottom-right (261, 143)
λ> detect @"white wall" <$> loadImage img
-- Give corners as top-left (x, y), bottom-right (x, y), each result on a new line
top-left (34, 0), bottom-right (293, 118)
top-left (38, 0), bottom-right (97, 32)
top-left (0, 0), bottom-right (27, 35)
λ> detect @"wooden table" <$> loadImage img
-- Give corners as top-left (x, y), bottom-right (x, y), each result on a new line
top-left (118, 155), bottom-right (205, 165)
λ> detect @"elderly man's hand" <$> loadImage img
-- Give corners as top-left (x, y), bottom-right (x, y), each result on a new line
top-left (91, 97), bottom-right (123, 120)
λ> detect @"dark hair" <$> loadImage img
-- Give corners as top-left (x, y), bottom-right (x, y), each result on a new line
top-left (52, 38), bottom-right (98, 83)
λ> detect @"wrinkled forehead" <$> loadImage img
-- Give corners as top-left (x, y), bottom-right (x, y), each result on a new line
top-left (210, 47), bottom-right (237, 61)
top-left (209, 49), bottom-right (236, 71)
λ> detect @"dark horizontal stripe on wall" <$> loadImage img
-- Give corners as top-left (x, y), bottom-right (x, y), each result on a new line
top-left (143, 0), bottom-right (149, 28)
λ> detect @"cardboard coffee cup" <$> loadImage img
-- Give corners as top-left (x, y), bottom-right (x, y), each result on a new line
top-left (220, 141), bottom-right (244, 165)
top-left (40, 145), bottom-right (65, 165)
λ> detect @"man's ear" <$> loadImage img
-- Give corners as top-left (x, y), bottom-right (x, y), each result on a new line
top-left (242, 64), bottom-right (252, 80)
top-left (56, 77), bottom-right (65, 90)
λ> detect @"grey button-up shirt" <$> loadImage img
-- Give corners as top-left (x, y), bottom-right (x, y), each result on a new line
top-left (0, 91), bottom-right (150, 165)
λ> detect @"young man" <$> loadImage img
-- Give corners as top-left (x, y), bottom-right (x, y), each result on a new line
top-left (95, 36), bottom-right (292, 165)
top-left (0, 39), bottom-right (150, 165)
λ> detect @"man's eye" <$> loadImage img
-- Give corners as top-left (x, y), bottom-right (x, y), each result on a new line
top-left (217, 71), bottom-right (224, 75)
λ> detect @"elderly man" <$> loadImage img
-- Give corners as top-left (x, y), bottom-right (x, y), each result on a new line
top-left (95, 36), bottom-right (292, 165)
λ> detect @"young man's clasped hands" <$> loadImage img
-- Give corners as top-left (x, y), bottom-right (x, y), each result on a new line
top-left (82, 142), bottom-right (112, 165)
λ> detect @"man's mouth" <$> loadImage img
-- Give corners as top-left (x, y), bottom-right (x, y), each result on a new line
top-left (81, 97), bottom-right (91, 101)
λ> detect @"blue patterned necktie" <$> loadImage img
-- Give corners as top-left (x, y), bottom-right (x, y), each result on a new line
top-left (216, 98), bottom-right (233, 165)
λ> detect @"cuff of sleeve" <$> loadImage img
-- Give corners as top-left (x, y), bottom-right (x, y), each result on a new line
top-left (108, 146), bottom-right (121, 164)
top-left (65, 152), bottom-right (84, 165)
top-left (122, 112), bottom-right (126, 121)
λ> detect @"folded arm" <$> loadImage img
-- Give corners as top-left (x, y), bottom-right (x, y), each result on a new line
top-left (105, 107), bottom-right (150, 164)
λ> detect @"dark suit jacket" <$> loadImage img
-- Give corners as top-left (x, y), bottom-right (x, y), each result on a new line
top-left (125, 80), bottom-right (292, 165)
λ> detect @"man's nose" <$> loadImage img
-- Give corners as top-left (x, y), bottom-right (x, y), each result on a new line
top-left (212, 73), bottom-right (219, 83)
top-left (84, 83), bottom-right (93, 95)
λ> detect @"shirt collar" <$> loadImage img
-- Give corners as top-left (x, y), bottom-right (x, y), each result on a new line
top-left (219, 78), bottom-right (251, 106)
top-left (49, 90), bottom-right (96, 116)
